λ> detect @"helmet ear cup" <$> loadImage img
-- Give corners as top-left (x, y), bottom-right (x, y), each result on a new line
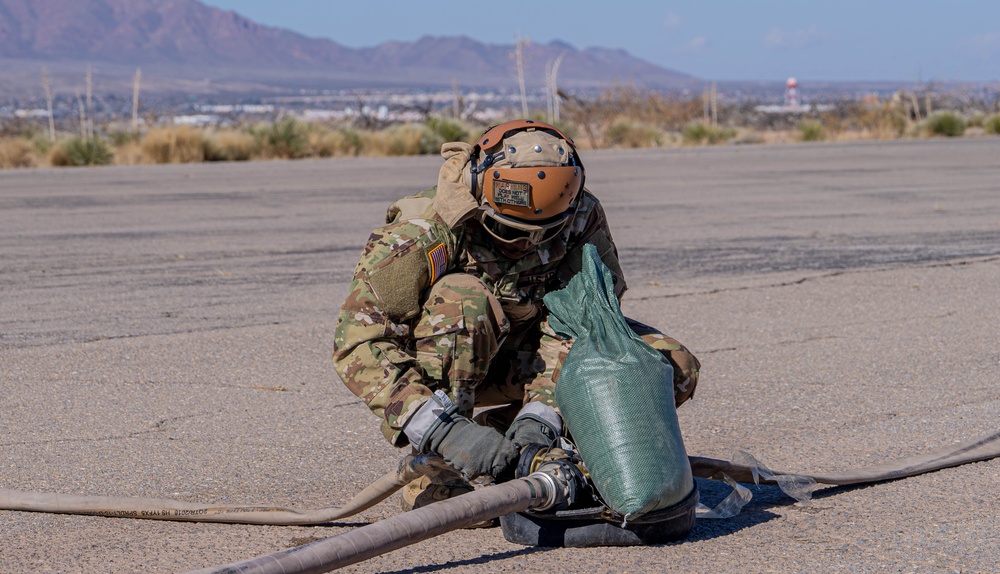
top-left (465, 150), bottom-right (486, 201)
top-left (468, 151), bottom-right (479, 199)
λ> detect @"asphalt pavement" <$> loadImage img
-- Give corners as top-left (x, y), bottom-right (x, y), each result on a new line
top-left (1, 137), bottom-right (998, 573)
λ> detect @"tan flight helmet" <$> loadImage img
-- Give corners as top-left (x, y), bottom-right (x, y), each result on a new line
top-left (470, 119), bottom-right (585, 252)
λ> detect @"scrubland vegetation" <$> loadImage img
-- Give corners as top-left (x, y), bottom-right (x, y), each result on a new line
top-left (2, 86), bottom-right (1000, 169)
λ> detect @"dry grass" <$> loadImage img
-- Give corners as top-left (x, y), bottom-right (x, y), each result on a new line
top-left (797, 120), bottom-right (826, 142)
top-left (141, 126), bottom-right (208, 163)
top-left (308, 128), bottom-right (363, 157)
top-left (682, 122), bottom-right (737, 145)
top-left (361, 124), bottom-right (428, 156)
top-left (206, 130), bottom-right (256, 161)
top-left (604, 119), bottom-right (665, 148)
top-left (821, 102), bottom-right (909, 140)
top-left (560, 86), bottom-right (703, 149)
top-left (984, 114), bottom-right (1000, 135)
top-left (114, 141), bottom-right (147, 165)
top-left (5, 86), bottom-right (998, 172)
top-left (247, 117), bottom-right (309, 159)
top-left (0, 137), bottom-right (38, 168)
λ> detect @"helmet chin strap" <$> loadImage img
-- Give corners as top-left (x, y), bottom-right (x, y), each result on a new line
top-left (469, 150), bottom-right (479, 199)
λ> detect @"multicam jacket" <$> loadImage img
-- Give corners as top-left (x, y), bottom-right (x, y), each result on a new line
top-left (333, 182), bottom-right (626, 445)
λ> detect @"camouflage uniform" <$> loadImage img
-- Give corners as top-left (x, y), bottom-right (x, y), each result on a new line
top-left (333, 176), bottom-right (700, 446)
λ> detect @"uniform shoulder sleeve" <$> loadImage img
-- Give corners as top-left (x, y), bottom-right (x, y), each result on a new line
top-left (357, 217), bottom-right (455, 323)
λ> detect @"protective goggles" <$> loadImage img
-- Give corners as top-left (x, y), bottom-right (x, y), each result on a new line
top-left (477, 204), bottom-right (573, 249)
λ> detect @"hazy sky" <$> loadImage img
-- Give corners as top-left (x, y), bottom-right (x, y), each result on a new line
top-left (200, 1), bottom-right (1000, 83)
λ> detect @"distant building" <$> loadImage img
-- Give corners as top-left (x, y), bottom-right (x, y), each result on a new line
top-left (173, 114), bottom-right (219, 126)
top-left (755, 77), bottom-right (832, 114)
top-left (14, 109), bottom-right (50, 118)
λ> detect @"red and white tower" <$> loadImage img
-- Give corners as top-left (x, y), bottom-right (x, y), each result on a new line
top-left (784, 77), bottom-right (800, 108)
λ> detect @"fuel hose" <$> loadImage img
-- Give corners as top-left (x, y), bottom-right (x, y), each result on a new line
top-left (689, 430), bottom-right (1000, 487)
top-left (183, 472), bottom-right (563, 574)
top-left (0, 452), bottom-right (441, 525)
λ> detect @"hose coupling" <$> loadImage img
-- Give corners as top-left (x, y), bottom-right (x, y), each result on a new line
top-left (527, 456), bottom-right (586, 512)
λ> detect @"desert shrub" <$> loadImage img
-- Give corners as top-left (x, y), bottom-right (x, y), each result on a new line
top-left (682, 123), bottom-right (709, 144)
top-left (682, 122), bottom-right (736, 145)
top-left (838, 102), bottom-right (908, 139)
top-left (141, 126), bottom-right (208, 163)
top-left (714, 126), bottom-right (738, 144)
top-left (309, 127), bottom-right (364, 157)
top-left (558, 86), bottom-right (702, 149)
top-left (923, 110), bottom-right (966, 137)
top-left (205, 130), bottom-right (256, 161)
top-left (729, 130), bottom-right (766, 145)
top-left (603, 119), bottom-right (663, 148)
top-left (363, 124), bottom-right (426, 156)
top-left (337, 128), bottom-right (364, 156)
top-left (0, 137), bottom-right (38, 168)
top-left (425, 117), bottom-right (469, 144)
top-left (983, 114), bottom-right (1000, 135)
top-left (249, 117), bottom-right (309, 159)
top-left (308, 128), bottom-right (337, 158)
top-left (308, 132), bottom-right (334, 158)
top-left (418, 125), bottom-right (446, 155)
top-left (797, 120), bottom-right (826, 142)
top-left (108, 130), bottom-right (141, 147)
top-left (31, 135), bottom-right (54, 156)
top-left (50, 137), bottom-right (113, 166)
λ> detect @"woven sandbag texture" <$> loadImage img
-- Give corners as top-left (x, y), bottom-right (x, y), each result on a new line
top-left (545, 244), bottom-right (694, 519)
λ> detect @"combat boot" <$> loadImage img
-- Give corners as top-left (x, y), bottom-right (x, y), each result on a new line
top-left (400, 475), bottom-right (475, 510)
top-left (399, 455), bottom-right (497, 528)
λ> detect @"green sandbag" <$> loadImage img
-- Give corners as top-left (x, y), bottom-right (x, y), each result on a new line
top-left (544, 244), bottom-right (694, 520)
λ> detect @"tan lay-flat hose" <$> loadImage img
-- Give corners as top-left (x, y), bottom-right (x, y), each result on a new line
top-left (0, 452), bottom-right (442, 525)
top-left (689, 430), bottom-right (1000, 486)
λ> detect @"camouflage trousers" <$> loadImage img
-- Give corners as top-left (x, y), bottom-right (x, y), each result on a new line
top-left (413, 273), bottom-right (700, 424)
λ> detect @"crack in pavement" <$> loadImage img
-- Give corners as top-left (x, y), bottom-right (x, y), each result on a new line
top-left (1, 320), bottom-right (293, 351)
top-left (0, 410), bottom-right (219, 448)
top-left (631, 255), bottom-right (1000, 302)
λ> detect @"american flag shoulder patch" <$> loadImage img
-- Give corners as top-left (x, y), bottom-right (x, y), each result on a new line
top-left (426, 242), bottom-right (448, 284)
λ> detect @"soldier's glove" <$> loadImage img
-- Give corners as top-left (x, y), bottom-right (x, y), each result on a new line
top-left (423, 415), bottom-right (519, 482)
top-left (505, 403), bottom-right (562, 450)
top-left (405, 391), bottom-right (518, 481)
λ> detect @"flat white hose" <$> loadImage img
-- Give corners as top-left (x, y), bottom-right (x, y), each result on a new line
top-left (0, 453), bottom-right (437, 525)
top-left (689, 430), bottom-right (1000, 486)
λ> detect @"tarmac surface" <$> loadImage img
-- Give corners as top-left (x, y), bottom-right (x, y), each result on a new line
top-left (2, 137), bottom-right (999, 573)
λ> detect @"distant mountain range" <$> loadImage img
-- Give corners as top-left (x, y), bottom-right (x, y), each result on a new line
top-left (0, 0), bottom-right (699, 97)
